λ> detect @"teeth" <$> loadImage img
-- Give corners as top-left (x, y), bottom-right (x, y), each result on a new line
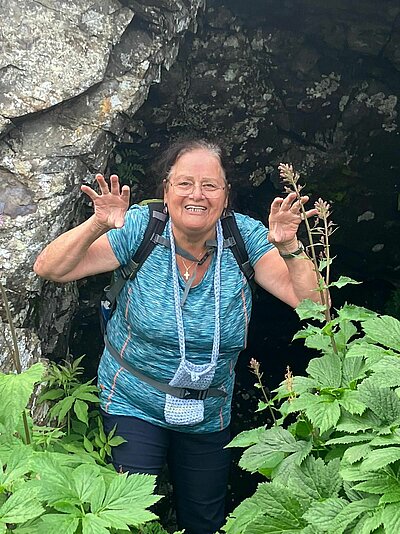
top-left (186, 206), bottom-right (206, 212)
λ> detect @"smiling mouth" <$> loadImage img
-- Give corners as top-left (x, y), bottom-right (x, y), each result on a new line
top-left (185, 205), bottom-right (207, 212)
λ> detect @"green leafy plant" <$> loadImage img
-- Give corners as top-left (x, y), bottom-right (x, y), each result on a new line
top-left (0, 283), bottom-right (181, 533)
top-left (223, 165), bottom-right (400, 533)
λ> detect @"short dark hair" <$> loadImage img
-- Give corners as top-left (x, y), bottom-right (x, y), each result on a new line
top-left (153, 138), bottom-right (230, 197)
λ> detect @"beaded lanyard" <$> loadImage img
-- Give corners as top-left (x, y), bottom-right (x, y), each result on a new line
top-left (169, 219), bottom-right (223, 375)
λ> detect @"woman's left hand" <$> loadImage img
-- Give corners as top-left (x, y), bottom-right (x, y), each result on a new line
top-left (268, 192), bottom-right (317, 247)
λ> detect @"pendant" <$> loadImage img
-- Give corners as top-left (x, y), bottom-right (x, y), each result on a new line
top-left (183, 270), bottom-right (190, 281)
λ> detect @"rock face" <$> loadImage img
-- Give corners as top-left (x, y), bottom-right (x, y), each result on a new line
top-left (1, 0), bottom-right (400, 370)
top-left (0, 0), bottom-right (204, 367)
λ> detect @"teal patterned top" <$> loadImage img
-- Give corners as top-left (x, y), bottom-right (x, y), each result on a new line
top-left (98, 204), bottom-right (274, 433)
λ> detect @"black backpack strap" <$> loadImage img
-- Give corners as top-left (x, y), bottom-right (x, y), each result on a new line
top-left (220, 210), bottom-right (256, 292)
top-left (104, 201), bottom-right (168, 306)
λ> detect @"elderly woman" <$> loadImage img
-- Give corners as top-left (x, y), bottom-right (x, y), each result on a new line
top-left (34, 139), bottom-right (319, 534)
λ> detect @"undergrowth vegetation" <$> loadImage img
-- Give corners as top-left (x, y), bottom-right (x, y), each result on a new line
top-left (222, 165), bottom-right (400, 534)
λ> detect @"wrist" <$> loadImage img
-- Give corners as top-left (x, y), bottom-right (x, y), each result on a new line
top-left (276, 240), bottom-right (306, 259)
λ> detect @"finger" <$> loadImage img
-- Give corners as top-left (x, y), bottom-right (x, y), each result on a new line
top-left (303, 208), bottom-right (318, 218)
top-left (121, 184), bottom-right (130, 202)
top-left (280, 192), bottom-right (297, 210)
top-left (95, 173), bottom-right (110, 195)
top-left (109, 174), bottom-right (121, 195)
top-left (81, 184), bottom-right (99, 201)
top-left (269, 197), bottom-right (284, 214)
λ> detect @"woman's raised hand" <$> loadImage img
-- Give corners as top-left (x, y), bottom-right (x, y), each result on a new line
top-left (81, 174), bottom-right (130, 230)
top-left (268, 192), bottom-right (317, 247)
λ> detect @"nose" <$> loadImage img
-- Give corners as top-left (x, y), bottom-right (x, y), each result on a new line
top-left (190, 183), bottom-right (205, 200)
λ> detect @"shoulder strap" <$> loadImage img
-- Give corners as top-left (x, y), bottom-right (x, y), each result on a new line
top-left (104, 201), bottom-right (168, 306)
top-left (220, 210), bottom-right (256, 292)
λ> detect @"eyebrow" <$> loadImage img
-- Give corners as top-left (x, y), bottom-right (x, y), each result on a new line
top-left (174, 175), bottom-right (223, 182)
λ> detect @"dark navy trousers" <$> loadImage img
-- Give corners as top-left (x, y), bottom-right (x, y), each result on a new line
top-left (101, 410), bottom-right (231, 534)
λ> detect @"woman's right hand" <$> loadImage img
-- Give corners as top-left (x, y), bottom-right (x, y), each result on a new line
top-left (81, 174), bottom-right (130, 230)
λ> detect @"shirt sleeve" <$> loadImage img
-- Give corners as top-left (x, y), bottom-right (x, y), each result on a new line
top-left (106, 204), bottom-right (150, 266)
top-left (233, 212), bottom-right (275, 266)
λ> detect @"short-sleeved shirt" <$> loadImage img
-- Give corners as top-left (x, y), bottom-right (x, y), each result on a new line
top-left (98, 204), bottom-right (274, 433)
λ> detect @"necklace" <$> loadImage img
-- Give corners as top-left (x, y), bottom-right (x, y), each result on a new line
top-left (181, 258), bottom-right (197, 281)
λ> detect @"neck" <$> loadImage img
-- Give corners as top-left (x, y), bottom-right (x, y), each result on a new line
top-left (172, 226), bottom-right (215, 256)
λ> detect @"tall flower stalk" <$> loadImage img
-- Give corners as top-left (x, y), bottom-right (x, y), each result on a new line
top-left (278, 164), bottom-right (337, 353)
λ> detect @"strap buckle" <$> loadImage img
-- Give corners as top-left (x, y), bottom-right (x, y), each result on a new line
top-left (179, 388), bottom-right (208, 400)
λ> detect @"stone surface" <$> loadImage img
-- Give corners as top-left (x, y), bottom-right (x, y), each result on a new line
top-left (1, 0), bottom-right (400, 372)
top-left (0, 0), bottom-right (204, 365)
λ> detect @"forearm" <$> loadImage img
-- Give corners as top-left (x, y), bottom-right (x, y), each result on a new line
top-left (280, 252), bottom-right (322, 303)
top-left (33, 215), bottom-right (108, 282)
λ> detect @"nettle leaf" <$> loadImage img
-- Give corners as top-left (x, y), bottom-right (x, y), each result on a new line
top-left (358, 381), bottom-right (400, 425)
top-left (334, 320), bottom-right (358, 352)
top-left (32, 514), bottom-right (80, 534)
top-left (336, 304), bottom-right (377, 322)
top-left (239, 444), bottom-right (285, 474)
top-left (326, 433), bottom-right (374, 446)
top-left (289, 457), bottom-right (342, 503)
top-left (306, 354), bottom-right (342, 388)
top-left (361, 447), bottom-right (400, 472)
top-left (341, 357), bottom-right (367, 386)
top-left (362, 315), bottom-right (400, 352)
top-left (369, 430), bottom-right (400, 447)
top-left (380, 488), bottom-right (400, 504)
top-left (336, 410), bottom-right (383, 434)
top-left (252, 482), bottom-right (307, 528)
top-left (353, 509), bottom-right (383, 534)
top-left (353, 473), bottom-right (400, 495)
top-left (382, 502), bottom-right (400, 533)
top-left (295, 299), bottom-right (326, 322)
top-left (0, 486), bottom-right (44, 524)
top-left (293, 325), bottom-right (322, 340)
top-left (303, 497), bottom-right (348, 530)
top-left (369, 356), bottom-right (400, 388)
top-left (328, 496), bottom-right (379, 533)
top-left (290, 393), bottom-right (341, 434)
top-left (338, 390), bottom-right (366, 415)
top-left (223, 494), bottom-right (265, 533)
top-left (227, 427), bottom-right (267, 448)
top-left (343, 444), bottom-right (372, 464)
top-left (328, 276), bottom-right (362, 289)
top-left (304, 334), bottom-right (333, 353)
top-left (0, 363), bottom-right (44, 434)
top-left (346, 342), bottom-right (395, 367)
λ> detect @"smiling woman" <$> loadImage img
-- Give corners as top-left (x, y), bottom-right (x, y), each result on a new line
top-left (33, 137), bottom-right (321, 534)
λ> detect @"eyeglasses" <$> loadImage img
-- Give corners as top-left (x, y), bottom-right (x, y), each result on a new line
top-left (168, 180), bottom-right (226, 198)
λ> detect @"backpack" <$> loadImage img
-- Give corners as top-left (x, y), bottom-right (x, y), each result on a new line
top-left (99, 200), bottom-right (255, 400)
top-left (100, 200), bottom-right (255, 330)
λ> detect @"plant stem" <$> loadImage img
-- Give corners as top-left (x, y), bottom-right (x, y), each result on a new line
top-left (0, 282), bottom-right (31, 444)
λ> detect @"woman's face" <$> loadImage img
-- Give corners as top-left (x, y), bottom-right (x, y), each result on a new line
top-left (164, 148), bottom-right (228, 241)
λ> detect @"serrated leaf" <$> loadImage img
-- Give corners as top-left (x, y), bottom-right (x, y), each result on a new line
top-left (362, 315), bottom-right (400, 351)
top-left (329, 276), bottom-right (362, 288)
top-left (326, 433), bottom-right (373, 446)
top-left (290, 393), bottom-right (341, 434)
top-left (328, 496), bottom-right (379, 533)
top-left (0, 363), bottom-right (44, 435)
top-left (341, 356), bottom-right (367, 386)
top-left (361, 447), bottom-right (400, 472)
top-left (303, 497), bottom-right (348, 530)
top-left (239, 446), bottom-right (285, 473)
top-left (81, 513), bottom-right (110, 534)
top-left (353, 473), bottom-right (400, 495)
top-left (227, 427), bottom-right (267, 448)
top-left (289, 457), bottom-right (342, 503)
top-left (379, 489), bottom-right (400, 504)
top-left (343, 444), bottom-right (371, 464)
top-left (304, 334), bottom-right (333, 353)
top-left (250, 482), bottom-right (306, 528)
top-left (358, 381), bottom-right (400, 424)
top-left (72, 464), bottom-right (100, 502)
top-left (369, 356), bottom-right (400, 388)
top-left (382, 502), bottom-right (400, 533)
top-left (339, 390), bottom-right (366, 415)
top-left (295, 299), bottom-right (326, 321)
top-left (0, 486), bottom-right (44, 524)
top-left (335, 320), bottom-right (358, 352)
top-left (306, 354), bottom-right (342, 388)
top-left (336, 410), bottom-right (383, 434)
top-left (346, 343), bottom-right (394, 366)
top-left (369, 430), bottom-right (400, 446)
top-left (29, 514), bottom-right (80, 534)
top-left (336, 304), bottom-right (377, 322)
top-left (223, 497), bottom-right (263, 534)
